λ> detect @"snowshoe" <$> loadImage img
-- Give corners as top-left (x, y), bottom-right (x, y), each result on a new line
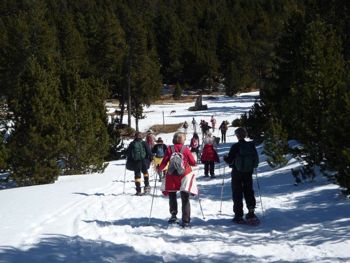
top-left (245, 210), bottom-right (260, 226)
top-left (181, 222), bottom-right (191, 228)
top-left (144, 186), bottom-right (151, 194)
top-left (168, 215), bottom-right (179, 224)
top-left (232, 216), bottom-right (246, 224)
top-left (245, 216), bottom-right (260, 226)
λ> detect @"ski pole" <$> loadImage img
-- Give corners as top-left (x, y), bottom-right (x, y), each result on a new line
top-left (198, 193), bottom-right (205, 220)
top-left (123, 163), bottom-right (127, 194)
top-left (254, 168), bottom-right (265, 218)
top-left (218, 165), bottom-right (226, 214)
top-left (148, 168), bottom-right (158, 225)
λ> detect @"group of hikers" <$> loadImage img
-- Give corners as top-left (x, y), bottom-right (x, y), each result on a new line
top-left (126, 125), bottom-right (259, 228)
top-left (189, 116), bottom-right (229, 143)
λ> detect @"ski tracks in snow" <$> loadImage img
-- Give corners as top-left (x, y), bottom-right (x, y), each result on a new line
top-left (19, 180), bottom-right (129, 248)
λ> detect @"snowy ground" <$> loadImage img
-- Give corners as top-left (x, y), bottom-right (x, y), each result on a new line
top-left (0, 92), bottom-right (349, 263)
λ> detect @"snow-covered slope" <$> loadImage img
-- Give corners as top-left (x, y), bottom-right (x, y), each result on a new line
top-left (0, 92), bottom-right (349, 263)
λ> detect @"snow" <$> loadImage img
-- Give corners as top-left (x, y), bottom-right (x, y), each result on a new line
top-left (0, 92), bottom-right (349, 263)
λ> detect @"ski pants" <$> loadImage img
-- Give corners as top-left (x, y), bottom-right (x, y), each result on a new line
top-left (231, 171), bottom-right (256, 217)
top-left (169, 191), bottom-right (191, 223)
top-left (221, 131), bottom-right (227, 143)
top-left (204, 161), bottom-right (215, 176)
top-left (134, 163), bottom-right (149, 192)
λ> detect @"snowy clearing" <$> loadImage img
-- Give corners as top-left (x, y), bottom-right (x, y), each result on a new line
top-left (0, 92), bottom-right (349, 263)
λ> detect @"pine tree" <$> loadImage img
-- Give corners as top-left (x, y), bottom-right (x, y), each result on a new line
top-left (0, 140), bottom-right (8, 171)
top-left (55, 10), bottom-right (88, 76)
top-left (293, 18), bottom-right (345, 164)
top-left (173, 83), bottom-right (182, 100)
top-left (328, 69), bottom-right (350, 193)
top-left (0, 98), bottom-right (9, 171)
top-left (61, 73), bottom-right (109, 174)
top-left (263, 119), bottom-right (288, 168)
top-left (8, 57), bottom-right (64, 185)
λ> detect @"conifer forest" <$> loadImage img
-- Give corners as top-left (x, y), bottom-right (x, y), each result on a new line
top-left (0, 0), bottom-right (349, 192)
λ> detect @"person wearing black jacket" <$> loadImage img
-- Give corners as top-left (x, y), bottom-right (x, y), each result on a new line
top-left (126, 132), bottom-right (153, 195)
top-left (223, 127), bottom-right (259, 223)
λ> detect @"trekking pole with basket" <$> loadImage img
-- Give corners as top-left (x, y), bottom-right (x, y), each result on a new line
top-left (254, 168), bottom-right (265, 218)
top-left (148, 169), bottom-right (158, 225)
top-left (123, 164), bottom-right (127, 194)
top-left (218, 164), bottom-right (226, 214)
top-left (198, 192), bottom-right (205, 219)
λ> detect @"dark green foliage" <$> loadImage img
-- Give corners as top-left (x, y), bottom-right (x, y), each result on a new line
top-left (263, 119), bottom-right (288, 168)
top-left (239, 101), bottom-right (270, 142)
top-left (329, 72), bottom-right (350, 193)
top-left (0, 140), bottom-right (8, 171)
top-left (61, 74), bottom-right (109, 175)
top-left (245, 1), bottom-right (350, 192)
top-left (9, 57), bottom-right (64, 186)
top-left (173, 83), bottom-right (182, 100)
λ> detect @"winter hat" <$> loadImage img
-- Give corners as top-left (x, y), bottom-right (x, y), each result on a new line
top-left (156, 137), bottom-right (163, 143)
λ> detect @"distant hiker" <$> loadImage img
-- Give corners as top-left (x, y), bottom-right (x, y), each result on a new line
top-left (200, 120), bottom-right (211, 139)
top-left (191, 117), bottom-right (197, 133)
top-left (158, 132), bottom-right (197, 228)
top-left (190, 132), bottom-right (200, 163)
top-left (126, 132), bottom-right (153, 195)
top-left (219, 120), bottom-right (229, 143)
top-left (201, 132), bottom-right (220, 178)
top-left (152, 137), bottom-right (168, 182)
top-left (146, 130), bottom-right (156, 149)
top-left (183, 121), bottom-right (189, 134)
top-left (223, 127), bottom-right (259, 224)
top-left (210, 116), bottom-right (217, 132)
top-left (291, 168), bottom-right (302, 185)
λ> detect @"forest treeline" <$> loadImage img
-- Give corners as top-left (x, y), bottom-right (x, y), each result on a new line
top-left (240, 1), bottom-right (350, 193)
top-left (0, 0), bottom-right (349, 191)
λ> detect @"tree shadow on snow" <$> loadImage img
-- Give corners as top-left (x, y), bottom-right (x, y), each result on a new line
top-left (0, 234), bottom-right (162, 263)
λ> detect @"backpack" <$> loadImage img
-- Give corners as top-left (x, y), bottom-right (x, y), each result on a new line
top-left (167, 145), bottom-right (186, 175)
top-left (131, 140), bottom-right (146, 161)
top-left (155, 144), bottom-right (165, 158)
top-left (234, 141), bottom-right (258, 172)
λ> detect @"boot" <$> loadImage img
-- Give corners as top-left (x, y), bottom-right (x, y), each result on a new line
top-left (245, 209), bottom-right (256, 220)
top-left (168, 214), bottom-right (179, 224)
top-left (144, 185), bottom-right (151, 194)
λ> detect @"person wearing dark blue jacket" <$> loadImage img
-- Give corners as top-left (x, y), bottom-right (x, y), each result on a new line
top-left (224, 127), bottom-right (259, 223)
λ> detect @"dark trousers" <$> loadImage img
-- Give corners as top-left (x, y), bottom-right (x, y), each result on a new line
top-left (134, 164), bottom-right (149, 192)
top-left (231, 171), bottom-right (256, 217)
top-left (169, 191), bottom-right (191, 223)
top-left (204, 161), bottom-right (215, 176)
top-left (221, 131), bottom-right (226, 143)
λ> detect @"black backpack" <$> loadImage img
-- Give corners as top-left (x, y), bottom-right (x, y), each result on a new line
top-left (234, 141), bottom-right (258, 172)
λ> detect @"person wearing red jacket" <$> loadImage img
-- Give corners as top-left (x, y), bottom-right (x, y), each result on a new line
top-left (201, 132), bottom-right (220, 178)
top-left (158, 132), bottom-right (197, 227)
